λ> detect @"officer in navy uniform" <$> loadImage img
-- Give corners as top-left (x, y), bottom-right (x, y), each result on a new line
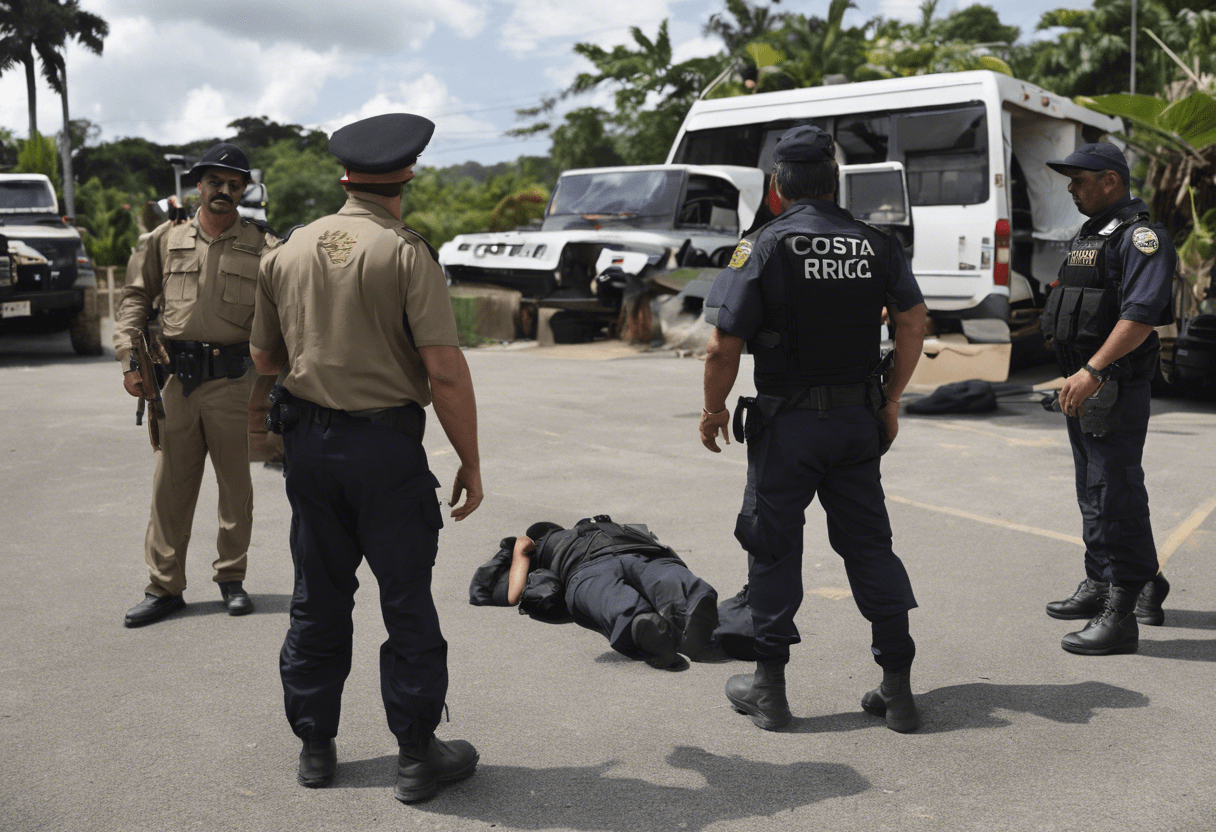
top-left (251, 113), bottom-right (482, 803)
top-left (1041, 143), bottom-right (1176, 653)
top-left (699, 126), bottom-right (928, 733)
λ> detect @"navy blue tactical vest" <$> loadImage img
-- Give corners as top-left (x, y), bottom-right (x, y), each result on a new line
top-left (753, 229), bottom-right (888, 390)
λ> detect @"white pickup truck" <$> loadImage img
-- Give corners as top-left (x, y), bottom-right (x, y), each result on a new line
top-left (439, 164), bottom-right (765, 316)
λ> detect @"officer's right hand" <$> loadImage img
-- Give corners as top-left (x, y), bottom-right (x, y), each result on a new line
top-left (880, 401), bottom-right (899, 448)
top-left (123, 371), bottom-right (144, 398)
top-left (450, 463), bottom-right (483, 521)
top-left (700, 408), bottom-right (731, 453)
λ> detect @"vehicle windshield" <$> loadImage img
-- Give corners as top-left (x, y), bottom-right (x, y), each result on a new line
top-left (241, 183), bottom-right (265, 206)
top-left (545, 170), bottom-right (683, 230)
top-left (0, 180), bottom-right (57, 212)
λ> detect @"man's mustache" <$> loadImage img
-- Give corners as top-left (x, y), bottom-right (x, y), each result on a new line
top-left (211, 194), bottom-right (233, 204)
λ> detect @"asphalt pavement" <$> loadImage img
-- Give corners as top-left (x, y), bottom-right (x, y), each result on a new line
top-left (2, 324), bottom-right (1214, 832)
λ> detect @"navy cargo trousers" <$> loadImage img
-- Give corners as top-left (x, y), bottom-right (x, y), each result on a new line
top-left (735, 404), bottom-right (917, 668)
top-left (1066, 375), bottom-right (1159, 584)
top-left (279, 410), bottom-right (447, 752)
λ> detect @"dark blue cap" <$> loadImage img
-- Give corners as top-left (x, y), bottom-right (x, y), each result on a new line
top-left (1047, 142), bottom-right (1129, 182)
top-left (188, 143), bottom-right (251, 182)
top-left (328, 113), bottom-right (435, 175)
top-left (773, 125), bottom-right (836, 164)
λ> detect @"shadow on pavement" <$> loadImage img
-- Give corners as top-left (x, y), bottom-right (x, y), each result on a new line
top-left (786, 681), bottom-right (1149, 735)
top-left (175, 593), bottom-right (292, 618)
top-left (1162, 609), bottom-right (1216, 631)
top-left (371, 745), bottom-right (870, 830)
top-left (1137, 638), bottom-right (1216, 662)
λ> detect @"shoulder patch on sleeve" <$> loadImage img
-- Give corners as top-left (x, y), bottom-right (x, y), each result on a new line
top-left (728, 239), bottom-right (753, 269)
top-left (1132, 227), bottom-right (1159, 255)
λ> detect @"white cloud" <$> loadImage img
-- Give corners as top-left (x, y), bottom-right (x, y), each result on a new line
top-left (88, 0), bottom-right (487, 52)
top-left (499, 0), bottom-right (677, 56)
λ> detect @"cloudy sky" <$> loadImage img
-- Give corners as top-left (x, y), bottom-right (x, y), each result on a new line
top-left (0, 0), bottom-right (1095, 167)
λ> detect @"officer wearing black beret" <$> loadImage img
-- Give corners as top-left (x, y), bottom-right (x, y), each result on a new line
top-left (700, 125), bottom-right (928, 733)
top-left (251, 113), bottom-right (482, 802)
top-left (1041, 142), bottom-right (1176, 653)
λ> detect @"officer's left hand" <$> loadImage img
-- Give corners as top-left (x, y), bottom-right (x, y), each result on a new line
top-left (700, 409), bottom-right (731, 453)
top-left (1059, 369), bottom-right (1102, 417)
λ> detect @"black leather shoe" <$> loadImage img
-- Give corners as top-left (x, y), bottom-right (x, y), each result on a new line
top-left (395, 737), bottom-right (479, 804)
top-left (1046, 578), bottom-right (1109, 620)
top-left (123, 593), bottom-right (185, 628)
top-left (1134, 574), bottom-right (1169, 626)
top-left (219, 581), bottom-right (254, 616)
top-left (298, 738), bottom-right (336, 788)
top-left (1062, 586), bottom-right (1140, 655)
top-left (631, 612), bottom-right (679, 668)
top-left (725, 661), bottom-right (792, 730)
top-left (861, 667), bottom-right (921, 733)
top-left (677, 594), bottom-right (719, 662)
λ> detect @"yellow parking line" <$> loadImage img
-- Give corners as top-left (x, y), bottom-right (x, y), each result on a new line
top-left (888, 494), bottom-right (1084, 546)
top-left (1159, 495), bottom-right (1216, 568)
top-left (931, 422), bottom-right (1061, 448)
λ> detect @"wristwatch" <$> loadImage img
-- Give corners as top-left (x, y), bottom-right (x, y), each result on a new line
top-left (1082, 363), bottom-right (1107, 382)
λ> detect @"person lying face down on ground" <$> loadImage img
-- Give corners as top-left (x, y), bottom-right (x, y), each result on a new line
top-left (468, 516), bottom-right (724, 669)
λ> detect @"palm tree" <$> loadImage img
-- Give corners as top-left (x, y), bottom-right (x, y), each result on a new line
top-left (0, 0), bottom-right (108, 215)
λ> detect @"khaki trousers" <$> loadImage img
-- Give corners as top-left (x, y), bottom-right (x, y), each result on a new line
top-left (144, 373), bottom-right (254, 597)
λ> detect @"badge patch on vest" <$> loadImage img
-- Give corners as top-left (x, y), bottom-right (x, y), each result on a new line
top-left (319, 230), bottom-right (358, 265)
top-left (728, 240), bottom-right (752, 269)
top-left (1068, 249), bottom-right (1099, 267)
top-left (1132, 227), bottom-right (1159, 255)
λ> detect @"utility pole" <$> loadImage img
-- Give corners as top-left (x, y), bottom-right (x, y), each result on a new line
top-left (1130, 0), bottom-right (1138, 94)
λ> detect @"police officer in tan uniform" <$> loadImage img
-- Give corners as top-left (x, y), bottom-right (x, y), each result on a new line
top-left (115, 143), bottom-right (279, 627)
top-left (251, 113), bottom-right (483, 803)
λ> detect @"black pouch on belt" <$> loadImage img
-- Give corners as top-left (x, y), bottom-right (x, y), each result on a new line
top-left (265, 384), bottom-right (300, 435)
top-left (732, 394), bottom-right (786, 443)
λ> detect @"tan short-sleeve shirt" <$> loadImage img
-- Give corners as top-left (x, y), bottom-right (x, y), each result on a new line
top-left (113, 216), bottom-right (279, 361)
top-left (252, 194), bottom-right (460, 411)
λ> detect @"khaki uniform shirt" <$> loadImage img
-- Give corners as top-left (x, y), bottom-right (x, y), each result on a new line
top-left (251, 194), bottom-right (460, 411)
top-left (113, 216), bottom-right (279, 362)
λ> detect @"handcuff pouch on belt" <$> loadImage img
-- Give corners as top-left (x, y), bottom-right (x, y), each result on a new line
top-left (732, 394), bottom-right (786, 444)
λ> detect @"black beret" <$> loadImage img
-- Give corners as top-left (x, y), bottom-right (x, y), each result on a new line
top-left (1046, 142), bottom-right (1129, 182)
top-left (773, 125), bottom-right (836, 164)
top-left (328, 113), bottom-right (436, 173)
top-left (188, 143), bottom-right (251, 181)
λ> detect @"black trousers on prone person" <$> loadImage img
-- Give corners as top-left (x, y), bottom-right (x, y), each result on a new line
top-left (1066, 375), bottom-right (1159, 585)
top-left (564, 554), bottom-right (717, 655)
top-left (735, 404), bottom-right (917, 669)
top-left (279, 405), bottom-right (447, 752)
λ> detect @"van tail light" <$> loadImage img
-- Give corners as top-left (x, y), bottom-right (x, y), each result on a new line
top-left (994, 219), bottom-right (1011, 286)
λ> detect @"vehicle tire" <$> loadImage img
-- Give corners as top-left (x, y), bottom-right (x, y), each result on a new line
top-left (69, 288), bottom-right (103, 356)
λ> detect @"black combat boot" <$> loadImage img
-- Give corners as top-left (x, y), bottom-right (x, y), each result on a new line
top-left (219, 581), bottom-right (254, 616)
top-left (1061, 584), bottom-right (1142, 655)
top-left (861, 666), bottom-right (921, 733)
top-left (1134, 573), bottom-right (1170, 626)
top-left (631, 612), bottom-right (680, 668)
top-left (395, 736), bottom-right (479, 804)
top-left (123, 592), bottom-right (185, 628)
top-left (676, 594), bottom-right (719, 662)
top-left (297, 738), bottom-right (336, 788)
top-left (725, 661), bottom-right (792, 730)
top-left (1046, 578), bottom-right (1110, 620)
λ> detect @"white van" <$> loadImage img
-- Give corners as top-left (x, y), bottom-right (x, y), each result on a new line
top-left (667, 71), bottom-right (1122, 375)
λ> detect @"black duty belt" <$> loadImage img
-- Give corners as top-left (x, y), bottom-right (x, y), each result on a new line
top-left (164, 340), bottom-right (251, 396)
top-left (734, 381), bottom-right (871, 442)
top-left (291, 395), bottom-right (426, 443)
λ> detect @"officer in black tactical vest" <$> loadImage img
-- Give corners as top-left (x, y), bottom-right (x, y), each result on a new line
top-left (699, 126), bottom-right (928, 733)
top-left (1041, 143), bottom-right (1176, 654)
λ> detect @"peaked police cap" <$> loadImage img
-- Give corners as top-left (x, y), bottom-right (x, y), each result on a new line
top-left (188, 143), bottom-right (251, 182)
top-left (328, 113), bottom-right (436, 175)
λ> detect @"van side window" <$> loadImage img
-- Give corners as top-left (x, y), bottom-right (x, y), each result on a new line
top-left (837, 115), bottom-right (891, 164)
top-left (672, 125), bottom-right (765, 167)
top-left (894, 105), bottom-right (988, 206)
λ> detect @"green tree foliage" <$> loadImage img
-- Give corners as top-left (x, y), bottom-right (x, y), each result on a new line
top-left (0, 0), bottom-right (107, 138)
top-left (402, 168), bottom-right (550, 248)
top-left (13, 132), bottom-right (59, 188)
top-left (258, 138), bottom-right (346, 234)
top-left (865, 1), bottom-right (1015, 79)
top-left (549, 108), bottom-right (624, 171)
top-left (74, 137), bottom-right (177, 196)
top-left (74, 176), bottom-right (139, 266)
